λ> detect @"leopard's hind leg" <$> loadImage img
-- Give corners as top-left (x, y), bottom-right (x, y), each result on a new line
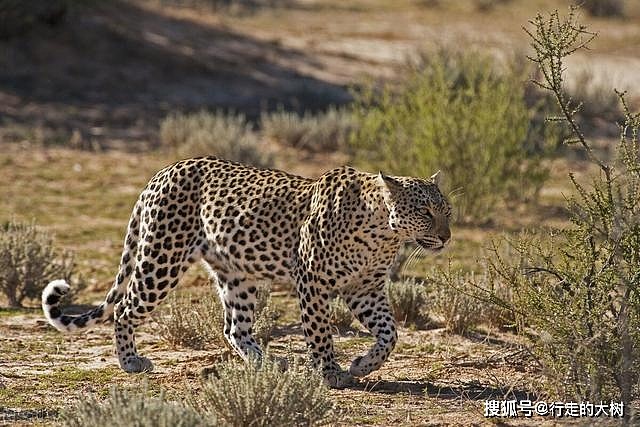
top-left (114, 238), bottom-right (201, 373)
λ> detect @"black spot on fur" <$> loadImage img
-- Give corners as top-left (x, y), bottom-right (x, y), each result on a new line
top-left (46, 294), bottom-right (60, 306)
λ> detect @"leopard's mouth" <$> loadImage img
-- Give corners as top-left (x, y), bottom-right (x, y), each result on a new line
top-left (416, 238), bottom-right (444, 252)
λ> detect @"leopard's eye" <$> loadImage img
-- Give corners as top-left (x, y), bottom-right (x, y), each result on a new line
top-left (425, 210), bottom-right (433, 219)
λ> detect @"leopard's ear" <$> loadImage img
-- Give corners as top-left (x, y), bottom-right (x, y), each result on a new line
top-left (378, 172), bottom-right (403, 194)
top-left (430, 170), bottom-right (442, 186)
top-left (377, 172), bottom-right (402, 214)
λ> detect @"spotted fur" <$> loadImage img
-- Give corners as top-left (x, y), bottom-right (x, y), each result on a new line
top-left (42, 157), bottom-right (451, 387)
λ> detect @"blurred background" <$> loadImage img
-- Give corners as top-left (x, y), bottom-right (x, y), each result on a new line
top-left (1, 0), bottom-right (638, 151)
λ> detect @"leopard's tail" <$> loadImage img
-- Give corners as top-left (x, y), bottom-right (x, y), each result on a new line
top-left (42, 201), bottom-right (142, 333)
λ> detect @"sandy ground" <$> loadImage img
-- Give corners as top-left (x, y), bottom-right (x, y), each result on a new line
top-left (1, 302), bottom-right (553, 426)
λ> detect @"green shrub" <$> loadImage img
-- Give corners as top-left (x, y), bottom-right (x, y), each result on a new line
top-left (154, 292), bottom-right (226, 350)
top-left (260, 106), bottom-right (355, 152)
top-left (385, 279), bottom-right (428, 327)
top-left (193, 359), bottom-right (333, 427)
top-left (472, 260), bottom-right (517, 332)
top-left (350, 48), bottom-right (549, 222)
top-left (0, 220), bottom-right (77, 307)
top-left (60, 386), bottom-right (206, 427)
top-left (495, 8), bottom-right (640, 402)
top-left (489, 227), bottom-right (640, 400)
top-left (427, 269), bottom-right (485, 334)
top-left (160, 110), bottom-right (272, 167)
top-left (329, 296), bottom-right (353, 331)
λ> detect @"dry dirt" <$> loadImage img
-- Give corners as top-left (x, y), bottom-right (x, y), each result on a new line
top-left (1, 297), bottom-right (551, 426)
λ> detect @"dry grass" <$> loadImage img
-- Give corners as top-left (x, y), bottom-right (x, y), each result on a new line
top-left (153, 285), bottom-right (279, 350)
top-left (60, 385), bottom-right (204, 427)
top-left (329, 296), bottom-right (354, 331)
top-left (193, 359), bottom-right (334, 427)
top-left (428, 269), bottom-right (486, 335)
top-left (160, 111), bottom-right (273, 167)
top-left (0, 220), bottom-right (78, 307)
top-left (154, 292), bottom-right (226, 350)
top-left (385, 279), bottom-right (429, 327)
top-left (252, 285), bottom-right (279, 347)
top-left (260, 107), bottom-right (355, 152)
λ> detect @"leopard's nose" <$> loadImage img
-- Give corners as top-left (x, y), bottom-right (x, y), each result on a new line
top-left (439, 230), bottom-right (451, 244)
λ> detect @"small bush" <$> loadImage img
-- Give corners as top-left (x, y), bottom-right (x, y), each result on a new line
top-left (192, 359), bottom-right (333, 427)
top-left (60, 385), bottom-right (205, 427)
top-left (260, 106), bottom-right (355, 152)
top-left (350, 48), bottom-right (550, 222)
top-left (474, 269), bottom-right (517, 332)
top-left (61, 362), bottom-right (333, 427)
top-left (252, 285), bottom-right (279, 347)
top-left (154, 292), bottom-right (226, 350)
top-left (583, 0), bottom-right (625, 17)
top-left (427, 269), bottom-right (486, 334)
top-left (385, 279), bottom-right (429, 327)
top-left (160, 110), bottom-right (272, 167)
top-left (155, 287), bottom-right (278, 350)
top-left (329, 296), bottom-right (353, 331)
top-left (0, 220), bottom-right (76, 307)
top-left (504, 8), bottom-right (640, 402)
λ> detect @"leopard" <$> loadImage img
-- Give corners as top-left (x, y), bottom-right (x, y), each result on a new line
top-left (42, 157), bottom-right (451, 388)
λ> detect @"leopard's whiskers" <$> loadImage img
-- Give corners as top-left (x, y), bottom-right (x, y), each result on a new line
top-left (401, 245), bottom-right (425, 278)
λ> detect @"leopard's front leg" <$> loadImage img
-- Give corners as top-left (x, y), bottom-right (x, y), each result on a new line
top-left (294, 277), bottom-right (354, 389)
top-left (342, 283), bottom-right (398, 377)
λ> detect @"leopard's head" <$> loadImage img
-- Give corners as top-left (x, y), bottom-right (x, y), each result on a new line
top-left (378, 171), bottom-right (452, 251)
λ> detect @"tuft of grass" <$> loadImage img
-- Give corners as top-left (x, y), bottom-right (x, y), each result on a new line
top-left (0, 220), bottom-right (79, 307)
top-left (329, 296), bottom-right (353, 331)
top-left (192, 359), bottom-right (333, 427)
top-left (154, 292), bottom-right (226, 350)
top-left (154, 287), bottom-right (278, 350)
top-left (160, 110), bottom-right (273, 167)
top-left (252, 285), bottom-right (279, 347)
top-left (260, 106), bottom-right (355, 152)
top-left (60, 360), bottom-right (333, 427)
top-left (427, 269), bottom-right (485, 334)
top-left (385, 279), bottom-right (429, 327)
top-left (60, 385), bottom-right (205, 427)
